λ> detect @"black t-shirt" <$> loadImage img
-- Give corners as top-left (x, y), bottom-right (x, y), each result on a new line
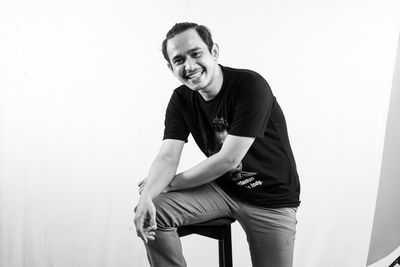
top-left (163, 65), bottom-right (300, 208)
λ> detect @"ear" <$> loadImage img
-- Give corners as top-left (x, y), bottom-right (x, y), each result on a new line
top-left (211, 43), bottom-right (219, 60)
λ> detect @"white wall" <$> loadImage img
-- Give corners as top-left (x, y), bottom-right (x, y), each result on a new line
top-left (0, 1), bottom-right (399, 266)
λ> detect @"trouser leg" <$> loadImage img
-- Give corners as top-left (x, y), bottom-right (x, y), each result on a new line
top-left (145, 182), bottom-right (238, 267)
top-left (236, 205), bottom-right (298, 267)
top-left (146, 227), bottom-right (186, 267)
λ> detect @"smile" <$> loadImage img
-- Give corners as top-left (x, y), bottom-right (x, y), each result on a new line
top-left (186, 69), bottom-right (204, 81)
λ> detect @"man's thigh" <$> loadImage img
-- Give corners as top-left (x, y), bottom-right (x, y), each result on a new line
top-left (236, 205), bottom-right (298, 267)
top-left (153, 182), bottom-right (238, 229)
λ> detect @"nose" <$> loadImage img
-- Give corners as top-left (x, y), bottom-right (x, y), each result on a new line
top-left (184, 57), bottom-right (196, 72)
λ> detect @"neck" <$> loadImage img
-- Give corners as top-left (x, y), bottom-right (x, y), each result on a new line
top-left (198, 65), bottom-right (223, 101)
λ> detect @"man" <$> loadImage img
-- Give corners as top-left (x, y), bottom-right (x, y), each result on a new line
top-left (134, 22), bottom-right (300, 267)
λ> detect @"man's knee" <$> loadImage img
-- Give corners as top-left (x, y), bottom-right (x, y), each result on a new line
top-left (153, 193), bottom-right (181, 229)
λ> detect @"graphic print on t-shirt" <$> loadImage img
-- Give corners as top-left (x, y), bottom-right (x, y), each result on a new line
top-left (204, 116), bottom-right (263, 189)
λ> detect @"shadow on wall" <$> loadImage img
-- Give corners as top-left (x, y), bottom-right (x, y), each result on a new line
top-left (367, 33), bottom-right (400, 265)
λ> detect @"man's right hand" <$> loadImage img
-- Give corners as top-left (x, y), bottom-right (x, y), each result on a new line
top-left (134, 195), bottom-right (157, 243)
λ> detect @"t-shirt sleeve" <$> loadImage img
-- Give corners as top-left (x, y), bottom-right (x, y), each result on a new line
top-left (163, 90), bottom-right (190, 142)
top-left (228, 77), bottom-right (273, 138)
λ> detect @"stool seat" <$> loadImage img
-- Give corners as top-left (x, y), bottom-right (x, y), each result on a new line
top-left (177, 217), bottom-right (235, 239)
top-left (177, 217), bottom-right (235, 267)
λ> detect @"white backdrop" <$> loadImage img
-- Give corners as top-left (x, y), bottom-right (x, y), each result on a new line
top-left (1, 1), bottom-right (399, 266)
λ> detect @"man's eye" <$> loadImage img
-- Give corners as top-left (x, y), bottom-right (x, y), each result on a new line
top-left (192, 52), bottom-right (201, 58)
top-left (174, 59), bottom-right (183, 65)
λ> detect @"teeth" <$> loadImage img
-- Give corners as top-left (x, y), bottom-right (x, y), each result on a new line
top-left (187, 70), bottom-right (203, 80)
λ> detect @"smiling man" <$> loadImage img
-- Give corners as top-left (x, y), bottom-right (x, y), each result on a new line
top-left (165, 27), bottom-right (223, 100)
top-left (134, 22), bottom-right (300, 267)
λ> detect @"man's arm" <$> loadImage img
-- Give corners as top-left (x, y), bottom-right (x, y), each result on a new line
top-left (134, 139), bottom-right (184, 243)
top-left (167, 134), bottom-right (255, 191)
top-left (140, 139), bottom-right (184, 198)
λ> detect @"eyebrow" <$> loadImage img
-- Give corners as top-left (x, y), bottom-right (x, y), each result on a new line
top-left (171, 47), bottom-right (202, 62)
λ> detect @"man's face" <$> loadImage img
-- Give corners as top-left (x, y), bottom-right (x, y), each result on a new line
top-left (166, 29), bottom-right (219, 92)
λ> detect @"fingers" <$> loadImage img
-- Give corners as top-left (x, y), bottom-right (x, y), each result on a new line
top-left (134, 197), bottom-right (156, 244)
top-left (139, 184), bottom-right (145, 194)
top-left (149, 212), bottom-right (157, 231)
top-left (138, 178), bottom-right (147, 195)
top-left (144, 226), bottom-right (156, 241)
top-left (134, 214), bottom-right (147, 243)
top-left (137, 178), bottom-right (145, 186)
top-left (138, 177), bottom-right (147, 188)
top-left (134, 207), bottom-right (151, 243)
top-left (135, 218), bottom-right (157, 243)
top-left (145, 227), bottom-right (156, 235)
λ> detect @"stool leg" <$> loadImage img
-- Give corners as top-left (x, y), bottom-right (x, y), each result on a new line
top-left (390, 255), bottom-right (400, 267)
top-left (219, 240), bottom-right (224, 267)
top-left (218, 224), bottom-right (233, 267)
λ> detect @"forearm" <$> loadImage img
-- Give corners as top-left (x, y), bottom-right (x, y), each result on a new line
top-left (169, 152), bottom-right (235, 191)
top-left (141, 155), bottom-right (180, 199)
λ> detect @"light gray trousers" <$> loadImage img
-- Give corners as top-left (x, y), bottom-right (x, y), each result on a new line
top-left (145, 182), bottom-right (297, 267)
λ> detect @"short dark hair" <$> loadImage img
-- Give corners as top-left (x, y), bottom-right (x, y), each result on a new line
top-left (161, 22), bottom-right (214, 63)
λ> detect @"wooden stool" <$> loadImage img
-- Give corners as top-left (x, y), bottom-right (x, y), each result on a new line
top-left (177, 218), bottom-right (235, 267)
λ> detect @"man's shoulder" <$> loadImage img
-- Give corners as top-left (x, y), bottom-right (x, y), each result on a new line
top-left (222, 65), bottom-right (270, 96)
top-left (222, 65), bottom-right (265, 82)
top-left (171, 84), bottom-right (192, 98)
top-left (168, 85), bottom-right (193, 108)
